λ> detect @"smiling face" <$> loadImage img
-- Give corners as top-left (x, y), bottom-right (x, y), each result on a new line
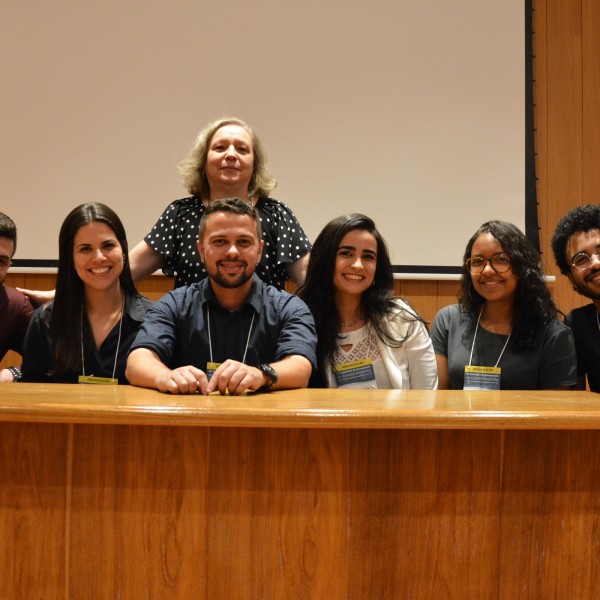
top-left (333, 229), bottom-right (378, 299)
top-left (469, 232), bottom-right (518, 306)
top-left (72, 221), bottom-right (124, 292)
top-left (566, 228), bottom-right (600, 301)
top-left (197, 211), bottom-right (263, 290)
top-left (204, 125), bottom-right (254, 196)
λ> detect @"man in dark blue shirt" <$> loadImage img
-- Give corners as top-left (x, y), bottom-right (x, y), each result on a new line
top-left (551, 204), bottom-right (600, 392)
top-left (127, 198), bottom-right (316, 394)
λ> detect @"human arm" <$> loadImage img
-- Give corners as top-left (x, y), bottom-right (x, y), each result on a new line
top-left (435, 354), bottom-right (450, 389)
top-left (206, 355), bottom-right (312, 395)
top-left (538, 320), bottom-right (578, 390)
top-left (399, 315), bottom-right (439, 390)
top-left (126, 347), bottom-right (209, 394)
top-left (20, 307), bottom-right (54, 382)
top-left (15, 288), bottom-right (54, 307)
top-left (128, 240), bottom-right (164, 282)
top-left (429, 306), bottom-right (453, 390)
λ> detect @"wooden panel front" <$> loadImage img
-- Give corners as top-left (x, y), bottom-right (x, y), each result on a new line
top-left (2, 422), bottom-right (600, 598)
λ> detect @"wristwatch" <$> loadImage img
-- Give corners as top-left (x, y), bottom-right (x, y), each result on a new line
top-left (8, 366), bottom-right (22, 382)
top-left (257, 363), bottom-right (278, 391)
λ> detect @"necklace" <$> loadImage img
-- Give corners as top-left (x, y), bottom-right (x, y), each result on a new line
top-left (340, 319), bottom-right (359, 328)
top-left (79, 295), bottom-right (125, 384)
top-left (469, 307), bottom-right (511, 368)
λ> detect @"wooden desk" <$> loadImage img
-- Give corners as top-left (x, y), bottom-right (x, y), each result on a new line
top-left (1, 385), bottom-right (600, 599)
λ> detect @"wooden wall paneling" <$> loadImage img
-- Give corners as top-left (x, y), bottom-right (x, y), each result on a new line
top-left (347, 429), bottom-right (501, 598)
top-left (206, 428), bottom-right (348, 599)
top-left (0, 422), bottom-right (68, 599)
top-left (68, 425), bottom-right (209, 599)
top-left (582, 0), bottom-right (600, 201)
top-left (544, 0), bottom-right (584, 314)
top-left (499, 430), bottom-right (600, 598)
top-left (397, 279), bottom-right (439, 325)
top-left (23, 272), bottom-right (56, 292)
top-left (435, 280), bottom-right (460, 313)
top-left (137, 274), bottom-right (175, 301)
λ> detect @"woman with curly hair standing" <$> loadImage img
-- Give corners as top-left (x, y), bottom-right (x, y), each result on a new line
top-left (431, 220), bottom-right (576, 390)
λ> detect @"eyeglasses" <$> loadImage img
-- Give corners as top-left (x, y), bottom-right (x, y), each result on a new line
top-left (465, 254), bottom-right (511, 274)
top-left (570, 251), bottom-right (600, 271)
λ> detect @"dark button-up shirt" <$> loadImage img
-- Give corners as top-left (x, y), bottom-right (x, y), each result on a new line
top-left (21, 294), bottom-right (152, 384)
top-left (130, 275), bottom-right (317, 373)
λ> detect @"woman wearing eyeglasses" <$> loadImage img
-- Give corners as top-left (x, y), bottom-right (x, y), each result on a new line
top-left (430, 220), bottom-right (576, 390)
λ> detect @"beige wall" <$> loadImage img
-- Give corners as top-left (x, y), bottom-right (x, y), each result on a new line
top-left (3, 0), bottom-right (597, 370)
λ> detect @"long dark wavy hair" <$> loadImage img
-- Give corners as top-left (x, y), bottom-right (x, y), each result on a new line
top-left (458, 220), bottom-right (561, 351)
top-left (46, 203), bottom-right (138, 378)
top-left (297, 214), bottom-right (422, 384)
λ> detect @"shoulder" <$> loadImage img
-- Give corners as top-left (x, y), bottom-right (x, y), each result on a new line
top-left (433, 304), bottom-right (463, 324)
top-left (127, 294), bottom-right (154, 320)
top-left (157, 196), bottom-right (203, 219)
top-left (2, 284), bottom-right (31, 306)
top-left (256, 197), bottom-right (299, 220)
top-left (543, 317), bottom-right (574, 338)
top-left (390, 297), bottom-right (421, 318)
top-left (565, 303), bottom-right (596, 327)
top-left (388, 298), bottom-right (423, 327)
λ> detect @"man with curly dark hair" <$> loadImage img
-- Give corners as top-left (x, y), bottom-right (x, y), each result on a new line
top-left (551, 204), bottom-right (600, 392)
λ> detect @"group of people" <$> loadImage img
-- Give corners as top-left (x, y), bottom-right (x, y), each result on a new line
top-left (1, 117), bottom-right (599, 394)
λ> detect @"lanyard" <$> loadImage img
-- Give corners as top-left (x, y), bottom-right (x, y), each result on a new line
top-left (468, 307), bottom-right (511, 369)
top-left (207, 304), bottom-right (255, 365)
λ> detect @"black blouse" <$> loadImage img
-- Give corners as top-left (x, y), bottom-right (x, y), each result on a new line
top-left (144, 196), bottom-right (311, 289)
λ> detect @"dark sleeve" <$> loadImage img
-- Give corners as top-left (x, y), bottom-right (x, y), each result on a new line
top-left (259, 199), bottom-right (311, 264)
top-left (273, 295), bottom-right (318, 369)
top-left (538, 320), bottom-right (578, 389)
top-left (20, 308), bottom-right (54, 383)
top-left (128, 292), bottom-right (180, 366)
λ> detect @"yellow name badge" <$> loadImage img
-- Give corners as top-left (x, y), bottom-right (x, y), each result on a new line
top-left (464, 366), bottom-right (501, 375)
top-left (78, 375), bottom-right (118, 385)
top-left (464, 365), bottom-right (501, 391)
top-left (333, 358), bottom-right (376, 388)
top-left (334, 358), bottom-right (373, 373)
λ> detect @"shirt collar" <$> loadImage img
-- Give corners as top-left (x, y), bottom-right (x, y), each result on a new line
top-left (124, 293), bottom-right (148, 322)
top-left (200, 275), bottom-right (264, 314)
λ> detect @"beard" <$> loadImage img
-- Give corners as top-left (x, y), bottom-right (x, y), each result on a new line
top-left (209, 260), bottom-right (253, 289)
top-left (572, 268), bottom-right (600, 301)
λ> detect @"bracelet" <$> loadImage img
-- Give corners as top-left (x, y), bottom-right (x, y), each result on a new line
top-left (7, 366), bottom-right (22, 382)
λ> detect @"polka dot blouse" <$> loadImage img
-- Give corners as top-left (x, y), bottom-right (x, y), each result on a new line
top-left (144, 196), bottom-right (311, 290)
